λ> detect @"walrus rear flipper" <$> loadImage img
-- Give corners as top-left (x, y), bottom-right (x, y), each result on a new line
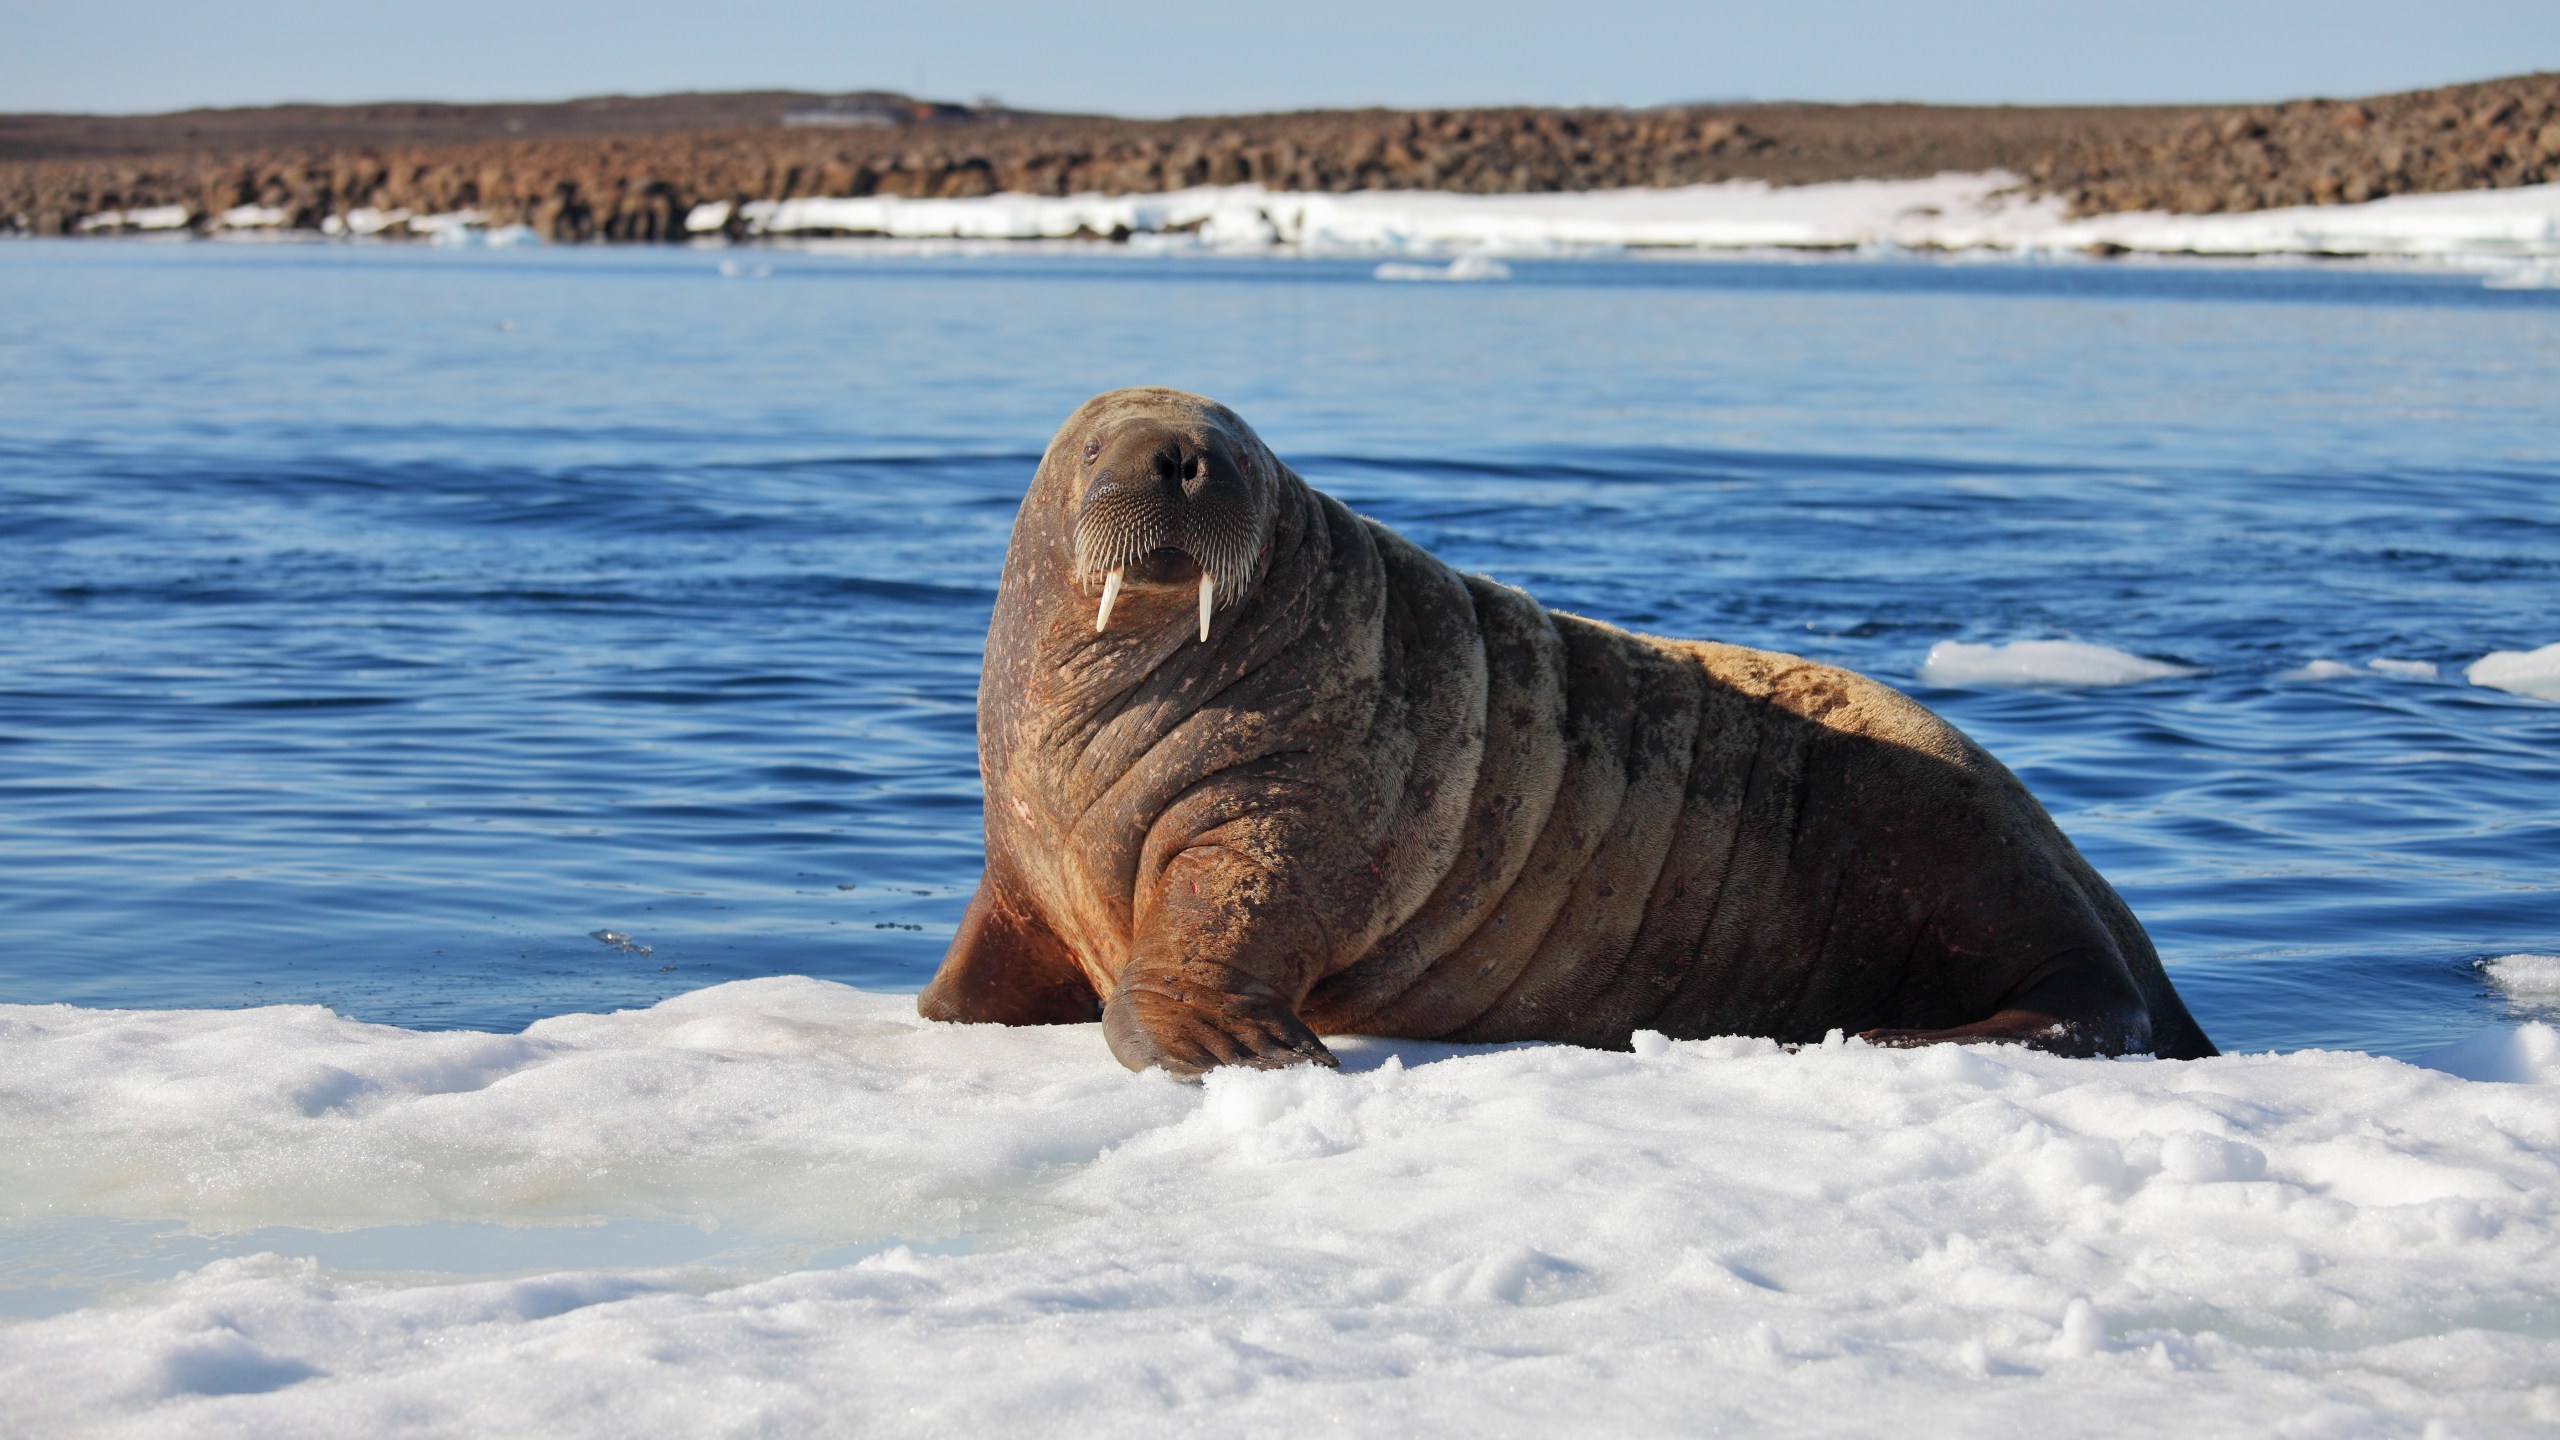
top-left (918, 881), bottom-right (1099, 1026)
top-left (1860, 950), bottom-right (2164, 1057)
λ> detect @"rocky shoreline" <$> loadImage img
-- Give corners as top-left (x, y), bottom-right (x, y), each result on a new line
top-left (6, 73), bottom-right (2555, 242)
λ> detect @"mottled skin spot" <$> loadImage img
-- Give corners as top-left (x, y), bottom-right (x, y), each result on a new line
top-left (919, 388), bottom-right (2216, 1075)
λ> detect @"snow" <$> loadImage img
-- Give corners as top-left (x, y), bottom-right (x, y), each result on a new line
top-left (73, 206), bottom-right (192, 233)
top-left (91, 175), bottom-right (2560, 259)
top-left (1917, 639), bottom-right (2200, 688)
top-left (2416, 1023), bottom-right (2560, 1085)
top-left (708, 175), bottom-right (2560, 260)
top-left (2466, 641), bottom-right (2560, 701)
top-left (5, 980), bottom-right (2558, 1437)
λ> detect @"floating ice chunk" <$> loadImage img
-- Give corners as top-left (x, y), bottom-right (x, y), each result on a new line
top-left (1374, 254), bottom-right (1512, 281)
top-left (2483, 259), bottom-right (2560, 289)
top-left (218, 204), bottom-right (290, 230)
top-left (685, 201), bottom-right (734, 234)
top-left (2414, 1022), bottom-right (2560, 1084)
top-left (2485, 954), bottom-right (2560, 998)
top-left (2280, 659), bottom-right (2357, 681)
top-left (2466, 641), bottom-right (2560, 700)
top-left (2365, 657), bottom-right (2438, 680)
top-left (1918, 639), bottom-right (2199, 688)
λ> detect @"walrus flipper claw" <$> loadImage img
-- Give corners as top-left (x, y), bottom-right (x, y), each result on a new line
top-left (1104, 961), bottom-right (1338, 1080)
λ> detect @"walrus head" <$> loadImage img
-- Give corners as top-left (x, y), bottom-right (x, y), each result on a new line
top-left (1058, 388), bottom-right (1276, 643)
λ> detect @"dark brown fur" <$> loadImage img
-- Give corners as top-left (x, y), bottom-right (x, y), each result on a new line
top-left (920, 388), bottom-right (2215, 1073)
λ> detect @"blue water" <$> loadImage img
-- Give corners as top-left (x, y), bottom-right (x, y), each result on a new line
top-left (2, 239), bottom-right (2555, 1057)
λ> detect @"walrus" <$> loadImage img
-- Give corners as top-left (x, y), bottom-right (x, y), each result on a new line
top-left (919, 387), bottom-right (2216, 1074)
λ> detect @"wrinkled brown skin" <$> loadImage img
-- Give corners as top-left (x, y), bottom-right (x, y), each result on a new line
top-left (919, 388), bottom-right (2217, 1075)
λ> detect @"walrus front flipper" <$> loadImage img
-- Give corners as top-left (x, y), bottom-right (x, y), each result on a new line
top-left (1859, 952), bottom-right (2159, 1058)
top-left (918, 881), bottom-right (1100, 1026)
top-left (1103, 956), bottom-right (1337, 1080)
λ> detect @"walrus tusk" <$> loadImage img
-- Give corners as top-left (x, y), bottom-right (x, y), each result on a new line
top-left (1095, 567), bottom-right (1124, 632)
top-left (1198, 573), bottom-right (1214, 642)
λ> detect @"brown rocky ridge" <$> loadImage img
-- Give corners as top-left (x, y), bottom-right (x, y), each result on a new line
top-left (7, 73), bottom-right (2556, 241)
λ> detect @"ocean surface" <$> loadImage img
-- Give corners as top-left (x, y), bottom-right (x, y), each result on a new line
top-left (2, 238), bottom-right (2555, 1057)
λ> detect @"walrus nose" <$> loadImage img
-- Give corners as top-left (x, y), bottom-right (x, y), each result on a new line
top-left (1154, 442), bottom-right (1213, 497)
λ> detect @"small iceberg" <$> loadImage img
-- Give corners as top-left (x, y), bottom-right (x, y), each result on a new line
top-left (2466, 641), bottom-right (2560, 701)
top-left (2281, 657), bottom-right (2439, 682)
top-left (2486, 953), bottom-right (2560, 999)
top-left (1918, 639), bottom-right (2199, 689)
top-left (1374, 254), bottom-right (1512, 282)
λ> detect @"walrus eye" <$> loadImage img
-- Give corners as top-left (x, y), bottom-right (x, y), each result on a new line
top-left (1083, 441), bottom-right (1100, 464)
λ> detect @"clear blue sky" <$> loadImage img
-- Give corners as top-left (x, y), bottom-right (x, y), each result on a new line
top-left (5, 0), bottom-right (2555, 116)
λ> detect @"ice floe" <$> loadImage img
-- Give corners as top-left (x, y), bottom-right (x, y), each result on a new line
top-left (1373, 254), bottom-right (1512, 282)
top-left (2486, 953), bottom-right (2560, 999)
top-left (1917, 639), bottom-right (2200, 688)
top-left (3, 979), bottom-right (2556, 1436)
top-left (2466, 641), bottom-right (2560, 701)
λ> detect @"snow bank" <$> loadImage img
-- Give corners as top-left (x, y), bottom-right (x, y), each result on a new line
top-left (1917, 639), bottom-right (2200, 688)
top-left (701, 175), bottom-right (2560, 259)
top-left (73, 205), bottom-right (192, 233)
top-left (139, 174), bottom-right (2560, 259)
top-left (4, 980), bottom-right (2557, 1437)
top-left (2467, 641), bottom-right (2560, 701)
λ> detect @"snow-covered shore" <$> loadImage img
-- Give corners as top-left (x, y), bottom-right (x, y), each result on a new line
top-left (679, 174), bottom-right (2560, 262)
top-left (130, 173), bottom-right (2560, 264)
top-left (5, 978), bottom-right (2558, 1437)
